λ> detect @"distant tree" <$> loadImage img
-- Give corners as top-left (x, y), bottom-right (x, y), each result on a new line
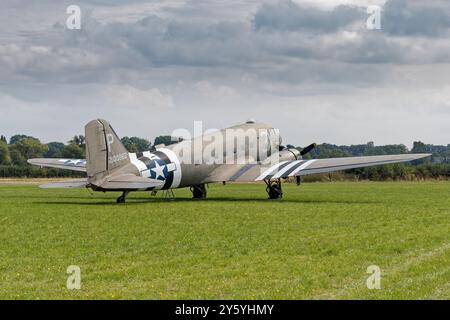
top-left (121, 137), bottom-right (151, 153)
top-left (0, 135), bottom-right (7, 144)
top-left (411, 141), bottom-right (427, 153)
top-left (9, 134), bottom-right (31, 145)
top-left (0, 141), bottom-right (11, 165)
top-left (45, 142), bottom-right (66, 158)
top-left (411, 141), bottom-right (432, 164)
top-left (391, 164), bottom-right (408, 180)
top-left (9, 148), bottom-right (25, 166)
top-left (8, 137), bottom-right (48, 166)
top-left (153, 136), bottom-right (179, 148)
top-left (69, 135), bottom-right (85, 148)
top-left (309, 143), bottom-right (351, 159)
top-left (364, 144), bottom-right (408, 156)
top-left (62, 143), bottom-right (85, 158)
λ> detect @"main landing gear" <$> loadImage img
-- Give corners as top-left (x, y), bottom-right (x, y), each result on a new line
top-left (265, 179), bottom-right (283, 200)
top-left (117, 191), bottom-right (129, 204)
top-left (191, 184), bottom-right (207, 199)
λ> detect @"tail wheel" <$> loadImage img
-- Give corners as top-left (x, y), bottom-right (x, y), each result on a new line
top-left (116, 191), bottom-right (129, 204)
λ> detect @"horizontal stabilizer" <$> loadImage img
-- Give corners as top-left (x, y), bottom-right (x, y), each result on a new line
top-left (100, 174), bottom-right (164, 190)
top-left (40, 179), bottom-right (88, 189)
top-left (28, 158), bottom-right (87, 172)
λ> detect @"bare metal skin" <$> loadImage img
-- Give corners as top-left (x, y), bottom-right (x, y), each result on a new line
top-left (29, 119), bottom-right (431, 203)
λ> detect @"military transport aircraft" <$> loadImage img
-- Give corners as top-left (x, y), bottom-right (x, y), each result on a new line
top-left (28, 119), bottom-right (430, 203)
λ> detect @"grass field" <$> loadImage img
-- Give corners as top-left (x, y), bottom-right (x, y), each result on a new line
top-left (0, 181), bottom-right (449, 300)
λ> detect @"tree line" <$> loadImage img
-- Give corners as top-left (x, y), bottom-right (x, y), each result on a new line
top-left (0, 134), bottom-right (175, 178)
top-left (299, 141), bottom-right (450, 181)
top-left (1, 133), bottom-right (450, 180)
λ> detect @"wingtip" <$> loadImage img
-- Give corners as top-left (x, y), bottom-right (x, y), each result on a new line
top-left (411, 153), bottom-right (432, 159)
top-left (27, 158), bottom-right (39, 165)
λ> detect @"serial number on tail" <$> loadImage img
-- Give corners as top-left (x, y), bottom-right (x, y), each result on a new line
top-left (109, 152), bottom-right (128, 164)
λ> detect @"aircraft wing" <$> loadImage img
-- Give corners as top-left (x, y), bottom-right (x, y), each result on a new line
top-left (213, 153), bottom-right (431, 182)
top-left (28, 158), bottom-right (87, 172)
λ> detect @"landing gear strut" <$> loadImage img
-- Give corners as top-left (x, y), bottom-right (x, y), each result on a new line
top-left (265, 179), bottom-right (283, 199)
top-left (117, 191), bottom-right (129, 204)
top-left (191, 184), bottom-right (207, 199)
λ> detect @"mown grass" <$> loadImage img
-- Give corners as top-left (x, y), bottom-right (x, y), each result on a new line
top-left (0, 181), bottom-right (448, 299)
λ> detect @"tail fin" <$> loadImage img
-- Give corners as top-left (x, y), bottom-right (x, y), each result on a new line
top-left (85, 119), bottom-right (130, 178)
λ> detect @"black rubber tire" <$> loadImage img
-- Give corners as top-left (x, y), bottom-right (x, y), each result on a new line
top-left (191, 184), bottom-right (207, 199)
top-left (268, 185), bottom-right (283, 199)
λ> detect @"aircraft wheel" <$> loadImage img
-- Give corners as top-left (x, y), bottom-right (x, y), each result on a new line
top-left (117, 196), bottom-right (125, 204)
top-left (265, 180), bottom-right (283, 199)
top-left (116, 191), bottom-right (129, 204)
top-left (191, 184), bottom-right (207, 199)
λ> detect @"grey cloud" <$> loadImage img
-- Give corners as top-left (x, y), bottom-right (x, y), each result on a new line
top-left (383, 0), bottom-right (450, 37)
top-left (126, 16), bottom-right (252, 67)
top-left (1, 0), bottom-right (450, 145)
top-left (253, 1), bottom-right (365, 33)
top-left (4, 0), bottom-right (450, 81)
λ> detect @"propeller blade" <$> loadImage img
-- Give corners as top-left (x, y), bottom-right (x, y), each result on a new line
top-left (300, 143), bottom-right (317, 156)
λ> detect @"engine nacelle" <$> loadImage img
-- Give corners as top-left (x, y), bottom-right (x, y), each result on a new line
top-left (278, 148), bottom-right (301, 162)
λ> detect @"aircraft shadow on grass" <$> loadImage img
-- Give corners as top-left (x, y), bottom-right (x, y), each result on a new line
top-left (34, 196), bottom-right (381, 206)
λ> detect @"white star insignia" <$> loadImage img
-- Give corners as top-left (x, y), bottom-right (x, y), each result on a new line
top-left (151, 162), bottom-right (166, 179)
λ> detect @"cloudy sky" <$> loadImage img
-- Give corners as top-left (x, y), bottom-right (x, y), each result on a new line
top-left (1, 0), bottom-right (450, 147)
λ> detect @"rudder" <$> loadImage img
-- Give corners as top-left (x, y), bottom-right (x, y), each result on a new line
top-left (85, 119), bottom-right (129, 178)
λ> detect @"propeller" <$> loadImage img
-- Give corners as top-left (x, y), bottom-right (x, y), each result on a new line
top-left (300, 143), bottom-right (317, 156)
top-left (279, 144), bottom-right (298, 151)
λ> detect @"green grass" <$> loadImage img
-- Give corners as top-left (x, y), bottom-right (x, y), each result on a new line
top-left (0, 181), bottom-right (449, 299)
